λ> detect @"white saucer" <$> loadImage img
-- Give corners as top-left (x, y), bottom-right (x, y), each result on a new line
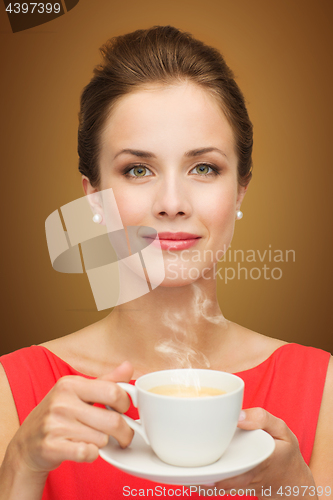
top-left (99, 426), bottom-right (275, 485)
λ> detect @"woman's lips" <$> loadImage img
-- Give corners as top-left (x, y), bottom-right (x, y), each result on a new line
top-left (144, 232), bottom-right (202, 251)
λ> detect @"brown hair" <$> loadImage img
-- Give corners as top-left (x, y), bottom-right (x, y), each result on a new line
top-left (78, 25), bottom-right (253, 188)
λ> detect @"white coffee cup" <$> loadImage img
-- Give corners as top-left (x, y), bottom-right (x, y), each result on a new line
top-left (113, 368), bottom-right (244, 467)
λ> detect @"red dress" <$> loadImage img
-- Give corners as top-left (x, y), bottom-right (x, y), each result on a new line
top-left (0, 343), bottom-right (330, 499)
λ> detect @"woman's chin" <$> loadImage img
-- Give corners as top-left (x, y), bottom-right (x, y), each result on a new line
top-left (156, 267), bottom-right (215, 287)
top-left (157, 278), bottom-right (197, 288)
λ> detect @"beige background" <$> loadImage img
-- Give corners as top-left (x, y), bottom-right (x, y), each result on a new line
top-left (0, 0), bottom-right (332, 356)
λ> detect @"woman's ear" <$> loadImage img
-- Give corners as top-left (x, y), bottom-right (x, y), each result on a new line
top-left (236, 183), bottom-right (249, 211)
top-left (82, 175), bottom-right (95, 196)
top-left (81, 175), bottom-right (105, 225)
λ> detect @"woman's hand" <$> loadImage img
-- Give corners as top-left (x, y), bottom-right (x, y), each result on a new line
top-left (7, 361), bottom-right (134, 475)
top-left (201, 408), bottom-right (317, 499)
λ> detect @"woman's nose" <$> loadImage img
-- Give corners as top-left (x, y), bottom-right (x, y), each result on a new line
top-left (152, 177), bottom-right (192, 220)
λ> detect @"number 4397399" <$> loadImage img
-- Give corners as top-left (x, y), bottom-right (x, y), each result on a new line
top-left (276, 486), bottom-right (331, 496)
top-left (5, 3), bottom-right (61, 14)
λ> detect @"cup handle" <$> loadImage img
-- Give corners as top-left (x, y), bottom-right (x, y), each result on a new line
top-left (105, 382), bottom-right (150, 445)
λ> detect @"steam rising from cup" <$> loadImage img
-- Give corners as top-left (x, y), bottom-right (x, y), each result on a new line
top-left (155, 284), bottom-right (229, 391)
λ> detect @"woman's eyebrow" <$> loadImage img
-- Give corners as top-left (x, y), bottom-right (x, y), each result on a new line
top-left (113, 149), bottom-right (155, 160)
top-left (185, 147), bottom-right (228, 159)
top-left (113, 147), bottom-right (228, 160)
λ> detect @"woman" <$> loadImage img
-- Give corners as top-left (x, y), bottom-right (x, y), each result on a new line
top-left (0, 25), bottom-right (332, 499)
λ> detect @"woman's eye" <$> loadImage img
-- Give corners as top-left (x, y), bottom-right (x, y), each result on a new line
top-left (124, 163), bottom-right (219, 179)
top-left (191, 164), bottom-right (218, 176)
top-left (125, 165), bottom-right (153, 178)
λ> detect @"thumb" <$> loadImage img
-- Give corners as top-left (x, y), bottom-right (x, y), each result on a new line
top-left (99, 361), bottom-right (134, 383)
top-left (237, 408), bottom-right (290, 441)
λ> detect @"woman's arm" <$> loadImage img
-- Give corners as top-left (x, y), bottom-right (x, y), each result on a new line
top-left (0, 361), bottom-right (134, 500)
top-left (0, 448), bottom-right (48, 500)
top-left (309, 356), bottom-right (333, 496)
top-left (0, 363), bottom-right (47, 500)
top-left (201, 356), bottom-right (333, 499)
top-left (0, 364), bottom-right (20, 464)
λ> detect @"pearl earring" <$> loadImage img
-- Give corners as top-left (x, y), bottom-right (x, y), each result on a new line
top-left (92, 213), bottom-right (102, 224)
top-left (236, 210), bottom-right (243, 220)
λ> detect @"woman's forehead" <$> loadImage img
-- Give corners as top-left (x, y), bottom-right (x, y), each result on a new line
top-left (100, 83), bottom-right (236, 160)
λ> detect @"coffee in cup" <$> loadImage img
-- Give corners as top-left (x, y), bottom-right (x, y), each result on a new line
top-left (148, 384), bottom-right (226, 397)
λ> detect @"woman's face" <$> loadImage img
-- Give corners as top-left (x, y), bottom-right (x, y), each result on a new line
top-left (84, 82), bottom-right (247, 286)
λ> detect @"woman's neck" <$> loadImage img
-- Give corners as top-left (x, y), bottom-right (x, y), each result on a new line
top-left (102, 268), bottom-right (232, 372)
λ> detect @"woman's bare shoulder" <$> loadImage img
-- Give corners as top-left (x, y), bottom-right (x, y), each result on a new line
top-left (39, 318), bottom-right (113, 377)
top-left (0, 364), bottom-right (20, 464)
top-left (230, 322), bottom-right (287, 349)
top-left (224, 322), bottom-right (288, 372)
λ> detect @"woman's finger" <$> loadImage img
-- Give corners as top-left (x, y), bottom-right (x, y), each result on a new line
top-left (46, 439), bottom-right (101, 465)
top-left (99, 361), bottom-right (134, 383)
top-left (72, 402), bottom-right (134, 448)
top-left (237, 408), bottom-right (292, 441)
top-left (52, 419), bottom-right (109, 449)
top-left (54, 376), bottom-right (131, 414)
